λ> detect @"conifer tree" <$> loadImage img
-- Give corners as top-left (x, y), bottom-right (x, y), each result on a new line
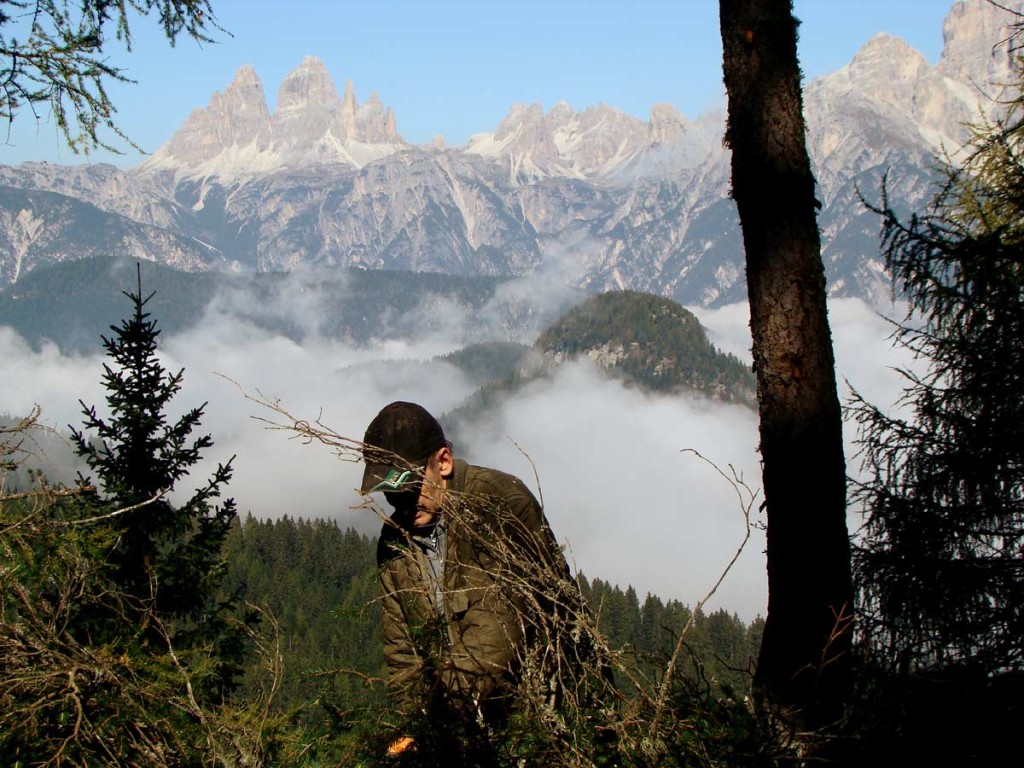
top-left (71, 264), bottom-right (244, 696)
top-left (852, 72), bottom-right (1024, 675)
top-left (1, 0), bottom-right (222, 153)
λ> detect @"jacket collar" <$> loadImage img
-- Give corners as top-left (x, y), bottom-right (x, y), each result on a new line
top-left (448, 458), bottom-right (469, 496)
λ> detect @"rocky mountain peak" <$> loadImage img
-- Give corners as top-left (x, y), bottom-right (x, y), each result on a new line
top-left (804, 14), bottom-right (1000, 171)
top-left (547, 100), bottom-right (575, 126)
top-left (143, 58), bottom-right (404, 176)
top-left (938, 0), bottom-right (1023, 98)
top-left (13, 0), bottom-right (1024, 313)
top-left (233, 64), bottom-right (261, 88)
top-left (468, 100), bottom-right (652, 181)
top-left (473, 103), bottom-right (563, 180)
top-left (343, 79), bottom-right (358, 107)
top-left (151, 63), bottom-right (271, 167)
top-left (339, 80), bottom-right (358, 137)
top-left (494, 103), bottom-right (548, 139)
top-left (272, 56), bottom-right (345, 147)
top-left (356, 91), bottom-right (400, 144)
top-left (848, 33), bottom-right (931, 83)
top-left (647, 103), bottom-right (688, 146)
top-left (555, 104), bottom-right (649, 173)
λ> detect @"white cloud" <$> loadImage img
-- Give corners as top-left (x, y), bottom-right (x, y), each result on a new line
top-left (0, 293), bottom-right (920, 622)
top-left (459, 360), bottom-right (765, 619)
top-left (0, 327), bottom-right (106, 430)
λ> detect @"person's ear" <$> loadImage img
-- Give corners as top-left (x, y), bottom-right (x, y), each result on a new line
top-left (436, 445), bottom-right (453, 478)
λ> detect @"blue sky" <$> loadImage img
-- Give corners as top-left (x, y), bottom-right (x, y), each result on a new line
top-left (2, 0), bottom-right (959, 167)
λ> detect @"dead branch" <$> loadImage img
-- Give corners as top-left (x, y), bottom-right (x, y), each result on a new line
top-left (647, 449), bottom-right (758, 738)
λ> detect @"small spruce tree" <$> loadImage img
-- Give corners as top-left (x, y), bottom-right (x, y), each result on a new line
top-left (71, 264), bottom-right (245, 697)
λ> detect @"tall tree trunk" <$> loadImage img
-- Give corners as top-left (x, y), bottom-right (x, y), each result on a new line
top-left (719, 0), bottom-right (853, 726)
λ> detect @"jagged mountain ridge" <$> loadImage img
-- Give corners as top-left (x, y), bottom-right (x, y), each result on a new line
top-left (141, 57), bottom-right (403, 176)
top-left (0, 0), bottom-right (1018, 307)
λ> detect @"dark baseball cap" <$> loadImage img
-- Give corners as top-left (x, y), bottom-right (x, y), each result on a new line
top-left (360, 402), bottom-right (448, 494)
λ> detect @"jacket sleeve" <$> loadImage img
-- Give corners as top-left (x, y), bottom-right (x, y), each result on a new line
top-left (379, 561), bottom-right (421, 684)
top-left (497, 479), bottom-right (571, 580)
top-left (377, 533), bottom-right (434, 711)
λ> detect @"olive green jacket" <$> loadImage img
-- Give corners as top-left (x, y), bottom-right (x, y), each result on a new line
top-left (376, 459), bottom-right (568, 708)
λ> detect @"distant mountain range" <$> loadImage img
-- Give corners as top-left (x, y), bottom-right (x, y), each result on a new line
top-left (0, 255), bottom-right (556, 355)
top-left (0, 0), bottom-right (1020, 307)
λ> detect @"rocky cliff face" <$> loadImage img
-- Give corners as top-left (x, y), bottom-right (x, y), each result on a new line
top-left (141, 56), bottom-right (404, 177)
top-left (158, 64), bottom-right (272, 168)
top-left (465, 100), bottom-right (655, 181)
top-left (1, 0), bottom-right (1020, 308)
top-left (938, 0), bottom-right (1021, 99)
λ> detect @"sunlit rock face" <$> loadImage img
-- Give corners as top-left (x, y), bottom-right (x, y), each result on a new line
top-left (140, 56), bottom-right (405, 177)
top-left (938, 0), bottom-right (1020, 103)
top-left (1, 0), bottom-right (1022, 307)
top-left (156, 64), bottom-right (273, 168)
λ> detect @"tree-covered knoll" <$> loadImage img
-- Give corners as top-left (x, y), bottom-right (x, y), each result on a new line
top-left (440, 290), bottom-right (756, 452)
top-left (536, 290), bottom-right (756, 404)
top-left (435, 341), bottom-right (534, 386)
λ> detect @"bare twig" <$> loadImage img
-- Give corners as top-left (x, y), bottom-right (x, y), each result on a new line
top-left (648, 449), bottom-right (758, 737)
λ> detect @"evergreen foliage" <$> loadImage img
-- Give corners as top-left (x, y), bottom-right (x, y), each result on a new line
top-left (219, 516), bottom-right (763, 718)
top-left (0, 411), bottom-right (82, 490)
top-left (579, 575), bottom-right (761, 698)
top-left (445, 290), bottom-right (757, 450)
top-left (1, 341), bottom-right (265, 767)
top-left (1, 493), bottom-right (259, 767)
top-left (68, 266), bottom-right (247, 698)
top-left (535, 290), bottom-right (755, 404)
top-left (843, 26), bottom-right (1024, 768)
top-left (436, 341), bottom-right (534, 386)
top-left (0, 0), bottom-right (221, 153)
top-left (3, 429), bottom-right (773, 766)
top-left (221, 514), bottom-right (383, 720)
top-left (852, 76), bottom-right (1024, 677)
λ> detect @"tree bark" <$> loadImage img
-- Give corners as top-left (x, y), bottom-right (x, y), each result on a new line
top-left (719, 0), bottom-right (853, 726)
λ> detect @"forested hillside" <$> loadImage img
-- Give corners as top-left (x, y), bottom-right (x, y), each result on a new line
top-left (222, 516), bottom-right (383, 718)
top-left (443, 290), bottom-right (756, 446)
top-left (222, 515), bottom-right (764, 718)
top-left (0, 255), bottom-right (538, 353)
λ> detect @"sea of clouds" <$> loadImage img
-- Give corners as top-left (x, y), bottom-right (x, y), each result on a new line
top-left (0, 269), bottom-right (917, 622)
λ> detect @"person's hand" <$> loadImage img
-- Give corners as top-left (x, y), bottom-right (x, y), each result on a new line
top-left (386, 735), bottom-right (415, 757)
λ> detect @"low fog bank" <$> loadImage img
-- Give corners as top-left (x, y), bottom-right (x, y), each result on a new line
top-left (0, 293), bottom-right (917, 622)
top-left (206, 248), bottom-right (586, 351)
top-left (691, 297), bottom-right (918, 477)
